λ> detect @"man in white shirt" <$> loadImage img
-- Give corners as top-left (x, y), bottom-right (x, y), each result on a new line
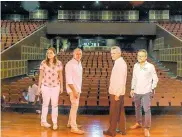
top-left (65, 48), bottom-right (84, 135)
top-left (103, 46), bottom-right (127, 137)
top-left (130, 49), bottom-right (158, 137)
top-left (28, 78), bottom-right (39, 103)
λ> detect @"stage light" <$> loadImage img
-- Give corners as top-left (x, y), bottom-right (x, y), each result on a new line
top-left (130, 1), bottom-right (144, 7)
top-left (21, 1), bottom-right (40, 12)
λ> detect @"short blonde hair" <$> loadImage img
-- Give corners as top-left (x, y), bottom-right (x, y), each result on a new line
top-left (138, 49), bottom-right (148, 57)
top-left (111, 46), bottom-right (121, 53)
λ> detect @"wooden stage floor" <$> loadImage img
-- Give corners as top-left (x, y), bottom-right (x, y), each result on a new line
top-left (1, 112), bottom-right (182, 137)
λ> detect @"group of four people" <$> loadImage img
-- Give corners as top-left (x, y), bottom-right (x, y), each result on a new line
top-left (37, 46), bottom-right (158, 137)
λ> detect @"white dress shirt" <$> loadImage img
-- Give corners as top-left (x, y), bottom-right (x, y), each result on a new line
top-left (65, 58), bottom-right (83, 94)
top-left (109, 57), bottom-right (127, 96)
top-left (131, 61), bottom-right (159, 94)
top-left (28, 84), bottom-right (38, 102)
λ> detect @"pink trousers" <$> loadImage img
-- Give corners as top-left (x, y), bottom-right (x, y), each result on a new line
top-left (68, 92), bottom-right (80, 130)
top-left (41, 85), bottom-right (60, 124)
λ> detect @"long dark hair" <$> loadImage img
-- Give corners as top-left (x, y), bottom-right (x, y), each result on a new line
top-left (45, 47), bottom-right (58, 67)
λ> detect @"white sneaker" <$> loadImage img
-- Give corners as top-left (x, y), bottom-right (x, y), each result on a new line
top-left (53, 124), bottom-right (58, 130)
top-left (36, 110), bottom-right (41, 114)
top-left (41, 122), bottom-right (51, 128)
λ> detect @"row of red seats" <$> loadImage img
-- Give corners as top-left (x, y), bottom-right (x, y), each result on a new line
top-left (159, 22), bottom-right (182, 40)
top-left (1, 51), bottom-right (182, 106)
top-left (1, 20), bottom-right (45, 52)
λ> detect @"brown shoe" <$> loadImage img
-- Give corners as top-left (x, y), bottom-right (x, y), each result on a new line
top-left (67, 124), bottom-right (82, 128)
top-left (144, 128), bottom-right (150, 137)
top-left (130, 123), bottom-right (142, 129)
top-left (103, 130), bottom-right (115, 137)
top-left (71, 128), bottom-right (84, 134)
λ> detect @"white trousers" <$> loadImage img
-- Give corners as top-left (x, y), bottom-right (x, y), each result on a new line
top-left (68, 92), bottom-right (80, 130)
top-left (41, 85), bottom-right (60, 124)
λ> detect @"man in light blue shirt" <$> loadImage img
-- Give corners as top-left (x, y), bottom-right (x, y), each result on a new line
top-left (130, 49), bottom-right (158, 137)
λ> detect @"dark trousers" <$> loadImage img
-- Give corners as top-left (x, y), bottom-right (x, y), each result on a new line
top-left (107, 94), bottom-right (126, 136)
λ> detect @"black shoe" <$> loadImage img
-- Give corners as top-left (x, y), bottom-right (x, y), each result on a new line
top-left (103, 130), bottom-right (115, 137)
top-left (116, 129), bottom-right (126, 135)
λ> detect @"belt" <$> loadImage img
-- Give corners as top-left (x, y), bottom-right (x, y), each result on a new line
top-left (43, 84), bottom-right (59, 88)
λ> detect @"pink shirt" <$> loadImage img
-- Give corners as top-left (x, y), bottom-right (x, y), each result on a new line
top-left (65, 58), bottom-right (82, 93)
top-left (39, 60), bottom-right (63, 87)
top-left (109, 57), bottom-right (127, 96)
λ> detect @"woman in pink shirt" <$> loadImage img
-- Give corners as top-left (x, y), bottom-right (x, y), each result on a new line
top-left (38, 47), bottom-right (63, 130)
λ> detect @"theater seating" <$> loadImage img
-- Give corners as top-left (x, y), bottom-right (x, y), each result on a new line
top-left (1, 20), bottom-right (45, 52)
top-left (2, 51), bottom-right (182, 107)
top-left (158, 22), bottom-right (182, 40)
